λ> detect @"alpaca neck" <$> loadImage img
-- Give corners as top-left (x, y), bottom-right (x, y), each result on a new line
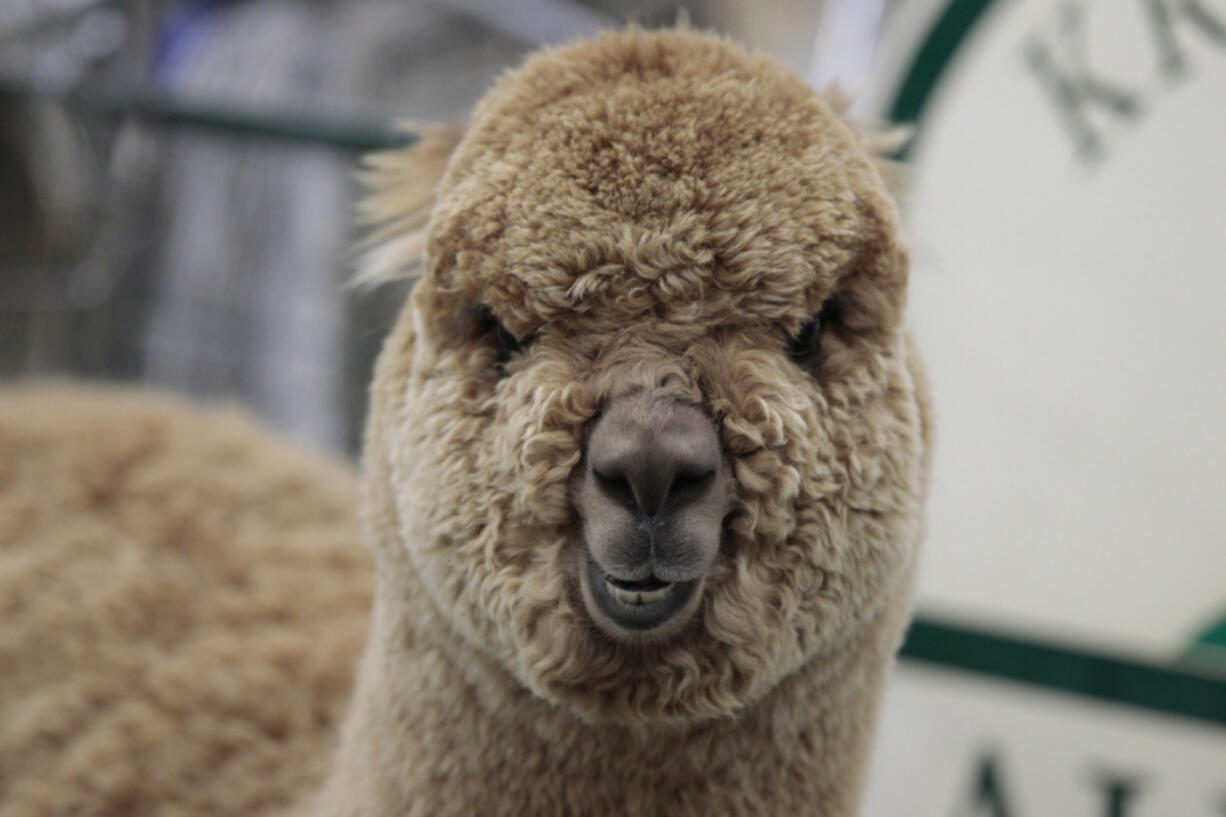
top-left (312, 539), bottom-right (899, 817)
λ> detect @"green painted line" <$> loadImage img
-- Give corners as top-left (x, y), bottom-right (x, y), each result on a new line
top-left (0, 79), bottom-right (416, 153)
top-left (887, 0), bottom-right (1002, 157)
top-left (901, 616), bottom-right (1226, 727)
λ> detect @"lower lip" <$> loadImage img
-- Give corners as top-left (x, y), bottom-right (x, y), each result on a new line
top-left (584, 555), bottom-right (699, 632)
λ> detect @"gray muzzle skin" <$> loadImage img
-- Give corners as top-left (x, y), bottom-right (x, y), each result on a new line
top-left (577, 392), bottom-right (731, 639)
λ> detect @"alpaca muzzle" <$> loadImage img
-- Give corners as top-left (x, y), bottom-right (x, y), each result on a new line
top-left (577, 392), bottom-right (730, 638)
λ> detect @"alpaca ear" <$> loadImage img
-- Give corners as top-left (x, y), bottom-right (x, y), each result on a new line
top-left (354, 122), bottom-right (466, 287)
top-left (820, 85), bottom-right (911, 206)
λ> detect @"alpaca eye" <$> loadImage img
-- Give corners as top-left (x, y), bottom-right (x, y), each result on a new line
top-left (788, 292), bottom-right (848, 368)
top-left (789, 315), bottom-right (821, 365)
top-left (493, 320), bottom-right (521, 358)
top-left (478, 307), bottom-right (531, 368)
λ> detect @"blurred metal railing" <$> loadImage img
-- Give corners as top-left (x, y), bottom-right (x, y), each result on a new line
top-left (0, 78), bottom-right (418, 152)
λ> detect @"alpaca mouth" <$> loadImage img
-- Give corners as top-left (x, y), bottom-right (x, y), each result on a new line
top-left (604, 574), bottom-right (676, 606)
top-left (583, 555), bottom-right (700, 634)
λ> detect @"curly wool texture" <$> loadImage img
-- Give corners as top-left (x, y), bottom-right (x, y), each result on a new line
top-left (0, 383), bottom-right (370, 817)
top-left (318, 27), bottom-right (933, 817)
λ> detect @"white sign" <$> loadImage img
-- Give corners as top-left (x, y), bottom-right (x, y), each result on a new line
top-left (871, 0), bottom-right (1226, 658)
top-left (864, 665), bottom-right (1226, 816)
top-left (856, 1), bottom-right (1226, 808)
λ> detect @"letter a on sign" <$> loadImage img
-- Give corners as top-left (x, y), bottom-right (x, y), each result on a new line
top-left (954, 752), bottom-right (1017, 817)
top-left (1090, 772), bottom-right (1143, 817)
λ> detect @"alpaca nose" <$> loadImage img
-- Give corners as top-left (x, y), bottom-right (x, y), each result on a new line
top-left (580, 392), bottom-right (729, 582)
top-left (588, 418), bottom-right (718, 519)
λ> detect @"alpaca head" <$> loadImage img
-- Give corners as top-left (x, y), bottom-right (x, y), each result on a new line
top-left (363, 28), bottom-right (928, 726)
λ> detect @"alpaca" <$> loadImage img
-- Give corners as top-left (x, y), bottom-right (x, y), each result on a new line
top-left (312, 27), bottom-right (931, 817)
top-left (0, 27), bottom-right (930, 817)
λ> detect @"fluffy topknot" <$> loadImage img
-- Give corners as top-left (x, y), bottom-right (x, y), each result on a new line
top-left (361, 30), bottom-right (909, 346)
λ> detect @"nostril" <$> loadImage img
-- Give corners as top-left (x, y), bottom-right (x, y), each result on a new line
top-left (593, 468), bottom-right (637, 510)
top-left (670, 468), bottom-right (715, 497)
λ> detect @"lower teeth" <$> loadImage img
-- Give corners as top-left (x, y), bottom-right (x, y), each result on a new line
top-left (606, 581), bottom-right (674, 606)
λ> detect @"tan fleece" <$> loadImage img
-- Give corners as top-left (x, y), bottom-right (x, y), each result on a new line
top-left (0, 383), bottom-right (370, 816)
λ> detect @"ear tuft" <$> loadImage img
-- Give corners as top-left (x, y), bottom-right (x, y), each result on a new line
top-left (820, 84), bottom-right (912, 206)
top-left (353, 122), bottom-right (466, 288)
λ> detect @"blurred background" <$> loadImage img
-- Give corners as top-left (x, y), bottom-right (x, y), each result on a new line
top-left (0, 0), bottom-right (859, 454)
top-left (2, 0), bottom-right (1223, 812)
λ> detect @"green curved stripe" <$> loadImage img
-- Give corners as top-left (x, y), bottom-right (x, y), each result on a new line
top-left (887, 0), bottom-right (1003, 157)
top-left (1195, 612), bottom-right (1226, 649)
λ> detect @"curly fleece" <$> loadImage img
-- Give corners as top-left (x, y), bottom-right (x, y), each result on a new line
top-left (315, 27), bottom-right (932, 817)
top-left (0, 384), bottom-right (370, 817)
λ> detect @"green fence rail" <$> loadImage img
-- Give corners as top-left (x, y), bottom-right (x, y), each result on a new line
top-left (0, 79), bottom-right (417, 153)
